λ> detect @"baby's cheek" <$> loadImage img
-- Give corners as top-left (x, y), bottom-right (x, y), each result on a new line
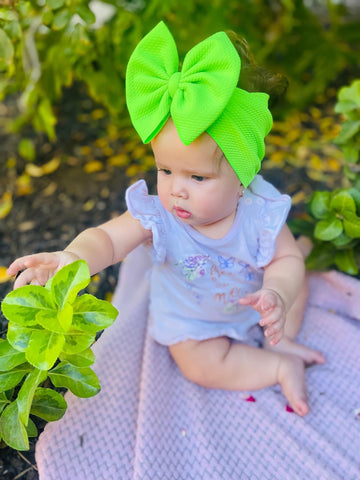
top-left (157, 189), bottom-right (170, 212)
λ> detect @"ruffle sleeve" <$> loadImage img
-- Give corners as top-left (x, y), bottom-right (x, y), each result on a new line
top-left (243, 176), bottom-right (292, 267)
top-left (125, 179), bottom-right (167, 263)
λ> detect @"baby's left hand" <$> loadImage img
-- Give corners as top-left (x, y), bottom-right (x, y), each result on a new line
top-left (239, 288), bottom-right (286, 346)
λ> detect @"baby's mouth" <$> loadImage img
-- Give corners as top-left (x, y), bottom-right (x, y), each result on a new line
top-left (173, 206), bottom-right (191, 219)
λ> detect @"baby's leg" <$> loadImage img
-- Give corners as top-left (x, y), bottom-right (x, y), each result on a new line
top-left (169, 337), bottom-right (309, 416)
top-left (264, 279), bottom-right (326, 364)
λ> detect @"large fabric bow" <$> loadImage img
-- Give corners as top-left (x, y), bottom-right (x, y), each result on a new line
top-left (126, 21), bottom-right (240, 145)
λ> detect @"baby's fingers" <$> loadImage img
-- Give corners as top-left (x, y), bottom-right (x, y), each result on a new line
top-left (7, 253), bottom-right (59, 276)
top-left (238, 292), bottom-right (260, 307)
top-left (259, 308), bottom-right (282, 327)
top-left (262, 318), bottom-right (284, 346)
top-left (13, 268), bottom-right (38, 289)
top-left (265, 330), bottom-right (282, 346)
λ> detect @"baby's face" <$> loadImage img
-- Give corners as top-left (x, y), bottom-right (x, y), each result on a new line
top-left (151, 119), bottom-right (243, 238)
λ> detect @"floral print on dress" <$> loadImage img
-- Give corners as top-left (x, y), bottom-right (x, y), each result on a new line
top-left (176, 254), bottom-right (210, 281)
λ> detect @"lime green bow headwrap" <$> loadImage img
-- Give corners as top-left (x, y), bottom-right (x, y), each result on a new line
top-left (126, 21), bottom-right (273, 187)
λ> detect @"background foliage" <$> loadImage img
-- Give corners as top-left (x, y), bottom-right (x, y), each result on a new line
top-left (0, 0), bottom-right (359, 141)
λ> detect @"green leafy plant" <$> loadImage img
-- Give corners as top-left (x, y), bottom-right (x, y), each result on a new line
top-left (0, 259), bottom-right (118, 450)
top-left (334, 80), bottom-right (360, 186)
top-left (301, 79), bottom-right (360, 275)
top-left (306, 189), bottom-right (360, 274)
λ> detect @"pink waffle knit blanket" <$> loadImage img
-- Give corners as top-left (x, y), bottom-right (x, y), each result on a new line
top-left (36, 246), bottom-right (360, 479)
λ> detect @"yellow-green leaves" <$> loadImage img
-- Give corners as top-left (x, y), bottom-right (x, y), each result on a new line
top-left (49, 362), bottom-right (100, 398)
top-left (73, 294), bottom-right (118, 333)
top-left (0, 340), bottom-right (26, 371)
top-left (0, 402), bottom-right (29, 451)
top-left (0, 260), bottom-right (118, 450)
top-left (2, 286), bottom-right (56, 326)
top-left (30, 388), bottom-right (67, 422)
top-left (50, 260), bottom-right (90, 309)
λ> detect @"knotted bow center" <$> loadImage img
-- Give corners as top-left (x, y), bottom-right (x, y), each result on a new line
top-left (168, 71), bottom-right (182, 98)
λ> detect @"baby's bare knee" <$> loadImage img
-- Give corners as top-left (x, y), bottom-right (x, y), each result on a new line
top-left (179, 360), bottom-right (219, 387)
top-left (169, 339), bottom-right (230, 388)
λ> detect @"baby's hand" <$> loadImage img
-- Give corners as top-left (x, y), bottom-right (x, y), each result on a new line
top-left (239, 288), bottom-right (286, 346)
top-left (7, 251), bottom-right (80, 289)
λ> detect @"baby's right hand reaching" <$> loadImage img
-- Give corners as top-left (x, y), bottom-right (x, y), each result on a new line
top-left (7, 251), bottom-right (81, 289)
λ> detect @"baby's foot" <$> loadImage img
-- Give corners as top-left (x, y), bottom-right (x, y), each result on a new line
top-left (277, 354), bottom-right (309, 416)
top-left (264, 336), bottom-right (326, 366)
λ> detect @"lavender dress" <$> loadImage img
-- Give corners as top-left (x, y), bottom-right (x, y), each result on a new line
top-left (126, 175), bottom-right (291, 345)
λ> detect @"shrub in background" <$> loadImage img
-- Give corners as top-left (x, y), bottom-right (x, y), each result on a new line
top-left (0, 0), bottom-right (358, 144)
top-left (302, 80), bottom-right (360, 275)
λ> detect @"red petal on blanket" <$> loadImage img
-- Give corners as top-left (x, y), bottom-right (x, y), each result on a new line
top-left (286, 405), bottom-right (294, 413)
top-left (245, 395), bottom-right (256, 402)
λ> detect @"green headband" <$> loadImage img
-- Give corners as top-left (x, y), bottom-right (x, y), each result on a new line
top-left (125, 21), bottom-right (273, 187)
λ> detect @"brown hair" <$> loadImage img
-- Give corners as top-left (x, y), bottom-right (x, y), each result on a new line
top-left (226, 31), bottom-right (288, 108)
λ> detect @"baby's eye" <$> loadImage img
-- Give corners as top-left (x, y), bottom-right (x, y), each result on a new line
top-left (159, 168), bottom-right (171, 175)
top-left (192, 175), bottom-right (206, 182)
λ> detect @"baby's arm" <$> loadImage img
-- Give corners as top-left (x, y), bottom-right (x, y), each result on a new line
top-left (239, 225), bottom-right (305, 345)
top-left (7, 210), bottom-right (152, 288)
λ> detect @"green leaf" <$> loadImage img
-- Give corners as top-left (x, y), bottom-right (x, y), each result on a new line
top-left (59, 347), bottom-right (95, 367)
top-left (335, 100), bottom-right (359, 115)
top-left (76, 5), bottom-right (96, 25)
top-left (37, 98), bottom-right (57, 141)
top-left (51, 260), bottom-right (90, 309)
top-left (52, 9), bottom-right (72, 30)
top-left (72, 294), bottom-right (118, 333)
top-left (46, 0), bottom-right (66, 9)
top-left (0, 366), bottom-right (31, 393)
top-left (18, 138), bottom-right (36, 162)
top-left (331, 233), bottom-right (354, 248)
top-left (25, 330), bottom-right (65, 371)
top-left (343, 144), bottom-right (360, 164)
top-left (30, 387), bottom-right (67, 421)
top-left (49, 362), bottom-right (100, 398)
top-left (314, 217), bottom-right (343, 241)
top-left (7, 323), bottom-right (38, 352)
top-left (0, 402), bottom-right (29, 450)
top-left (17, 369), bottom-right (47, 426)
top-left (0, 392), bottom-right (10, 414)
top-left (26, 417), bottom-right (38, 438)
top-left (310, 191), bottom-right (330, 219)
top-left (349, 187), bottom-right (360, 211)
top-left (343, 211), bottom-right (360, 239)
top-left (330, 191), bottom-right (356, 214)
top-left (1, 285), bottom-right (56, 327)
top-left (36, 309), bottom-right (64, 333)
top-left (337, 80), bottom-right (360, 109)
top-left (334, 121), bottom-right (360, 145)
top-left (0, 28), bottom-right (14, 70)
top-left (58, 303), bottom-right (73, 332)
top-left (334, 249), bottom-right (358, 275)
top-left (62, 329), bottom-right (95, 355)
top-left (0, 340), bottom-right (26, 371)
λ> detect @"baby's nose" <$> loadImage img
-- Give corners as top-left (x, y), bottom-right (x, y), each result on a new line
top-left (171, 178), bottom-right (187, 198)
